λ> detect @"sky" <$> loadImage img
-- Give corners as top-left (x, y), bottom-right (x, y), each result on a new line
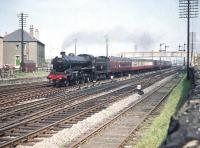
top-left (0, 0), bottom-right (199, 59)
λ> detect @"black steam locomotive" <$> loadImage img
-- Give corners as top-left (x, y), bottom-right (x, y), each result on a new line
top-left (48, 52), bottom-right (171, 86)
top-left (48, 52), bottom-right (109, 86)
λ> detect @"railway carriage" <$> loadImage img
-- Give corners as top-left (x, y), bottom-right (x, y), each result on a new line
top-left (163, 61), bottom-right (172, 69)
top-left (131, 59), bottom-right (155, 71)
top-left (109, 56), bottom-right (132, 75)
top-left (153, 60), bottom-right (172, 69)
top-left (142, 59), bottom-right (155, 70)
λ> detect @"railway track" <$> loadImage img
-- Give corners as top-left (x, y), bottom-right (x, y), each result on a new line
top-left (0, 86), bottom-right (66, 107)
top-left (0, 71), bottom-right (160, 129)
top-left (0, 69), bottom-right (172, 108)
top-left (0, 69), bottom-right (174, 128)
top-left (121, 97), bottom-right (167, 147)
top-left (0, 81), bottom-right (48, 94)
top-left (0, 69), bottom-right (178, 147)
top-left (0, 74), bottom-right (137, 114)
top-left (0, 80), bottom-right (132, 129)
top-left (0, 70), bottom-right (161, 114)
top-left (68, 75), bottom-right (181, 148)
top-left (0, 73), bottom-right (132, 108)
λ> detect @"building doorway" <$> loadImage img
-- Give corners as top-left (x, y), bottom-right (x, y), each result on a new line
top-left (15, 55), bottom-right (21, 68)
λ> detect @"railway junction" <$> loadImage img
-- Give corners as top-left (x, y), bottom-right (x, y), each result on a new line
top-left (0, 0), bottom-right (200, 147)
top-left (0, 66), bottom-right (197, 148)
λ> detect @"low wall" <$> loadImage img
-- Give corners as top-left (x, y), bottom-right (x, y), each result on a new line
top-left (162, 67), bottom-right (200, 147)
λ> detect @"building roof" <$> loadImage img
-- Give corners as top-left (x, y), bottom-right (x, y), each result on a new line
top-left (3, 29), bottom-right (44, 45)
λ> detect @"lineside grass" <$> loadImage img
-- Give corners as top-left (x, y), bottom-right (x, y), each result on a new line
top-left (16, 71), bottom-right (49, 78)
top-left (135, 75), bottom-right (191, 148)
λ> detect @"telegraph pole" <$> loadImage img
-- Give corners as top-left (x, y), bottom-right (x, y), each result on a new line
top-left (74, 39), bottom-right (77, 56)
top-left (179, 0), bottom-right (199, 80)
top-left (105, 35), bottom-right (109, 57)
top-left (164, 45), bottom-right (169, 61)
top-left (159, 43), bottom-right (165, 70)
top-left (191, 32), bottom-right (194, 64)
top-left (179, 44), bottom-right (186, 66)
top-left (184, 43), bottom-right (186, 66)
top-left (178, 44), bottom-right (182, 51)
top-left (18, 13), bottom-right (28, 72)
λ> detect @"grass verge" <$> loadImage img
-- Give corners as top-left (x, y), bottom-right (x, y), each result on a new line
top-left (135, 75), bottom-right (191, 148)
top-left (16, 71), bottom-right (49, 78)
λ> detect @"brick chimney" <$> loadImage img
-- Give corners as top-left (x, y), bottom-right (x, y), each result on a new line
top-left (35, 29), bottom-right (39, 39)
top-left (29, 25), bottom-right (34, 37)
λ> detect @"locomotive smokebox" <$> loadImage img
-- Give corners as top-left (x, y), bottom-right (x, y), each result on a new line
top-left (60, 51), bottom-right (66, 57)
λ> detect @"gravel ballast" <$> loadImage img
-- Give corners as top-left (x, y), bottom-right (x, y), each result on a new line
top-left (17, 74), bottom-right (176, 148)
top-left (0, 77), bottom-right (47, 86)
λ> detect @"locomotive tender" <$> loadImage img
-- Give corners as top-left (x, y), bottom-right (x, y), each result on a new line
top-left (48, 52), bottom-right (171, 86)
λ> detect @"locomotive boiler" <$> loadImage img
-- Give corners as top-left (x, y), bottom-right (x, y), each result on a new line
top-left (52, 52), bottom-right (94, 71)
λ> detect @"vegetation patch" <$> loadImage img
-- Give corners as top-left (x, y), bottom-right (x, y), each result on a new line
top-left (135, 75), bottom-right (191, 148)
top-left (16, 71), bottom-right (49, 78)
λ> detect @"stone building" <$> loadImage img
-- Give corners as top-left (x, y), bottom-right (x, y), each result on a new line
top-left (0, 36), bottom-right (3, 65)
top-left (0, 28), bottom-right (45, 68)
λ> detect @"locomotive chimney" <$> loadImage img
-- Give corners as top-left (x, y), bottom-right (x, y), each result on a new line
top-left (60, 51), bottom-right (66, 57)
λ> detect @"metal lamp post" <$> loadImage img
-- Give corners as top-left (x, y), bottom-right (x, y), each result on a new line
top-left (74, 39), bottom-right (77, 56)
top-left (105, 35), bottom-right (109, 57)
top-left (183, 43), bottom-right (186, 66)
top-left (179, 44), bottom-right (186, 66)
top-left (159, 43), bottom-right (165, 70)
top-left (164, 45), bottom-right (169, 61)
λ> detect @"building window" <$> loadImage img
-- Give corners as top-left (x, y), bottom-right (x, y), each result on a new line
top-left (16, 44), bottom-right (19, 50)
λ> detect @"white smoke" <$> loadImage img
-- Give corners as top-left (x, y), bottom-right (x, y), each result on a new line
top-left (61, 27), bottom-right (158, 54)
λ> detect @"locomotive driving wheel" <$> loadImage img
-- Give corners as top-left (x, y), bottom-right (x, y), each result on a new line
top-left (75, 79), bottom-right (79, 85)
top-left (64, 80), bottom-right (69, 87)
top-left (80, 77), bottom-right (85, 84)
top-left (86, 77), bottom-right (90, 83)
